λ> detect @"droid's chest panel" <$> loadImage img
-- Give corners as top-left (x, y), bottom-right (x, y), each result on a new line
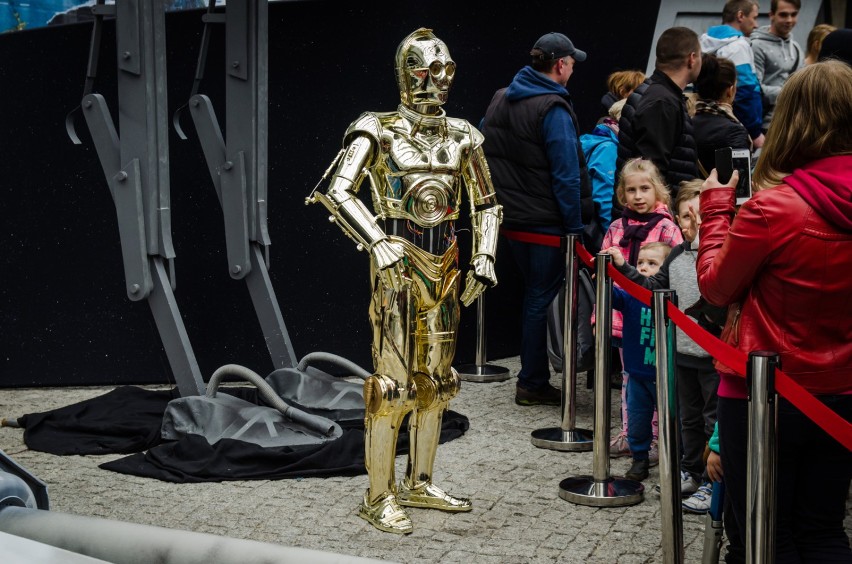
top-left (376, 134), bottom-right (467, 227)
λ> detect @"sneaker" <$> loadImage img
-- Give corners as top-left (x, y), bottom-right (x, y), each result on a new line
top-left (649, 440), bottom-right (659, 467)
top-left (609, 431), bottom-right (631, 458)
top-left (515, 383), bottom-right (561, 406)
top-left (625, 458), bottom-right (650, 481)
top-left (682, 483), bottom-right (713, 514)
top-left (653, 471), bottom-right (700, 497)
top-left (610, 371), bottom-right (623, 390)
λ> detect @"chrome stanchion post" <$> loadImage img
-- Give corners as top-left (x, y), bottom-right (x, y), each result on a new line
top-left (746, 351), bottom-right (780, 564)
top-left (455, 294), bottom-right (511, 382)
top-left (558, 253), bottom-right (643, 506)
top-left (653, 289), bottom-right (684, 564)
top-left (532, 235), bottom-right (593, 451)
top-left (701, 481), bottom-right (725, 564)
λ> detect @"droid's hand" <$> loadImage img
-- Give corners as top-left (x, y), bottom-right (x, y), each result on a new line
top-left (460, 255), bottom-right (496, 306)
top-left (371, 239), bottom-right (409, 292)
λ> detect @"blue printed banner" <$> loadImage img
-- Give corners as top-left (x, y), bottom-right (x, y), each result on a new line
top-left (1, 1), bottom-right (211, 33)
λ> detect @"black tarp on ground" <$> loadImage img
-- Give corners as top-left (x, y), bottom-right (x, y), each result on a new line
top-left (19, 386), bottom-right (469, 483)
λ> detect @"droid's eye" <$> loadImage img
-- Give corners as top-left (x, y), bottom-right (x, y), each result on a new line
top-left (428, 61), bottom-right (455, 78)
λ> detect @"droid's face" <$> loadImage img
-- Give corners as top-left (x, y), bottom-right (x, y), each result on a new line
top-left (396, 31), bottom-right (455, 109)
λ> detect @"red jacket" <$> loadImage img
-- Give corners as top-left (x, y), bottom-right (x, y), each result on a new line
top-left (697, 155), bottom-right (852, 398)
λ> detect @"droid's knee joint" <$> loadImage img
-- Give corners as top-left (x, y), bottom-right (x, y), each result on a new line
top-left (364, 374), bottom-right (414, 416)
top-left (412, 368), bottom-right (460, 410)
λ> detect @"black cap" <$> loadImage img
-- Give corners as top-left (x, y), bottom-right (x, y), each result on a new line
top-left (531, 32), bottom-right (587, 62)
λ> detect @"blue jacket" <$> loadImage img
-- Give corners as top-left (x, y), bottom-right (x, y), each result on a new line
top-left (700, 25), bottom-right (763, 139)
top-left (580, 123), bottom-right (617, 231)
top-left (612, 287), bottom-right (657, 380)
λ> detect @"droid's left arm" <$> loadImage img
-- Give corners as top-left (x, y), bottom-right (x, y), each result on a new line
top-left (459, 130), bottom-right (502, 307)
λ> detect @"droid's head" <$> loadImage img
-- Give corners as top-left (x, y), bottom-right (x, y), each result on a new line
top-left (395, 28), bottom-right (455, 110)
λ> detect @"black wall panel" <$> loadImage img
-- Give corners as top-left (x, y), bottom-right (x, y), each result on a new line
top-left (0, 1), bottom-right (659, 387)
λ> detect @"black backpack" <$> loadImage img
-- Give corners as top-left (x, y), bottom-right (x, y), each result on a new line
top-left (547, 266), bottom-right (596, 374)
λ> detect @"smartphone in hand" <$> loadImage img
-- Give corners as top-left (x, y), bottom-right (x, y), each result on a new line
top-left (715, 147), bottom-right (752, 205)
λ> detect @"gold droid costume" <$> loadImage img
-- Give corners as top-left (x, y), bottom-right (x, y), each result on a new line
top-left (308, 28), bottom-right (501, 534)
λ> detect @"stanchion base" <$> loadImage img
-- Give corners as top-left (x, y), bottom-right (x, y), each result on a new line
top-left (530, 426), bottom-right (593, 451)
top-left (558, 475), bottom-right (644, 507)
top-left (455, 363), bottom-right (512, 383)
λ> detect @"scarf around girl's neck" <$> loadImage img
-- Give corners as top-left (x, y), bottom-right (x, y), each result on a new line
top-left (619, 208), bottom-right (666, 266)
top-left (695, 99), bottom-right (754, 153)
top-left (695, 98), bottom-right (739, 124)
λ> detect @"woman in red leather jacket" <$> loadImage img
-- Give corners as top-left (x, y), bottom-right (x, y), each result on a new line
top-left (696, 59), bottom-right (852, 563)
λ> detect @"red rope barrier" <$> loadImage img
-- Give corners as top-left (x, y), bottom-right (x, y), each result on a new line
top-left (573, 240), bottom-right (852, 451)
top-left (501, 229), bottom-right (562, 248)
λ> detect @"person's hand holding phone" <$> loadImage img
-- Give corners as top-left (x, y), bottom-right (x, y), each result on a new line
top-left (715, 146), bottom-right (752, 204)
top-left (701, 167), bottom-right (739, 193)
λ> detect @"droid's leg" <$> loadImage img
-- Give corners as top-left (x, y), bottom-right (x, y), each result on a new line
top-left (359, 373), bottom-right (414, 533)
top-left (397, 252), bottom-right (471, 512)
top-left (358, 271), bottom-right (417, 534)
top-left (397, 368), bottom-right (470, 512)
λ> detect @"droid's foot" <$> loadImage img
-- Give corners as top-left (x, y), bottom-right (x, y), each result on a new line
top-left (397, 481), bottom-right (472, 512)
top-left (358, 490), bottom-right (413, 534)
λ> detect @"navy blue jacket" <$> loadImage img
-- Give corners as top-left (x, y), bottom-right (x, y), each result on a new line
top-left (612, 287), bottom-right (657, 381)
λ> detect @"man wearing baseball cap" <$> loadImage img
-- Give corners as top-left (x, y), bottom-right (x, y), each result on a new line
top-left (480, 32), bottom-right (592, 406)
top-left (531, 31), bottom-right (587, 63)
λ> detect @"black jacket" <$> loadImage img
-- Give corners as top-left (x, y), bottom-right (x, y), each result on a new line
top-left (616, 69), bottom-right (698, 202)
top-left (692, 112), bottom-right (750, 176)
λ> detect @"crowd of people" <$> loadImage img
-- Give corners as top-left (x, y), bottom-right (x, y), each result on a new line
top-left (479, 2), bottom-right (851, 562)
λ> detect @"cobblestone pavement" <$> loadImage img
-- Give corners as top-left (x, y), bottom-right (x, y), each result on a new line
top-left (1, 356), bottom-right (850, 563)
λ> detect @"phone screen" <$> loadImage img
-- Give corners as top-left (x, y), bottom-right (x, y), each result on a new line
top-left (731, 151), bottom-right (751, 204)
top-left (715, 147), bottom-right (752, 205)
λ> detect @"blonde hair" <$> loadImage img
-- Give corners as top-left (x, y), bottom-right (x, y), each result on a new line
top-left (806, 23), bottom-right (836, 64)
top-left (616, 158), bottom-right (671, 208)
top-left (636, 241), bottom-right (672, 262)
top-left (674, 179), bottom-right (703, 212)
top-left (639, 241), bottom-right (673, 259)
top-left (607, 70), bottom-right (646, 100)
top-left (753, 60), bottom-right (852, 189)
top-left (608, 98), bottom-right (627, 121)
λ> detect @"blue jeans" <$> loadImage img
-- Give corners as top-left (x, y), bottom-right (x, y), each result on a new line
top-left (626, 377), bottom-right (657, 460)
top-left (506, 238), bottom-right (564, 391)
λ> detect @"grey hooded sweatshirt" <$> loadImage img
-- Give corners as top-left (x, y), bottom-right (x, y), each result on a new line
top-left (751, 25), bottom-right (804, 130)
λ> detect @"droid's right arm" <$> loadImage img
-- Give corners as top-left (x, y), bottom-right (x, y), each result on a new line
top-left (314, 136), bottom-right (385, 249)
top-left (310, 135), bottom-right (406, 285)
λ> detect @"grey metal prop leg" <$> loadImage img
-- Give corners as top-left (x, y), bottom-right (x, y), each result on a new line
top-left (147, 257), bottom-right (205, 397)
top-left (78, 1), bottom-right (205, 397)
top-left (185, 2), bottom-right (298, 372)
top-left (245, 244), bottom-right (297, 369)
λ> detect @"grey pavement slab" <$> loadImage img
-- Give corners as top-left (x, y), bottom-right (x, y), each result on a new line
top-left (1, 356), bottom-right (849, 563)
